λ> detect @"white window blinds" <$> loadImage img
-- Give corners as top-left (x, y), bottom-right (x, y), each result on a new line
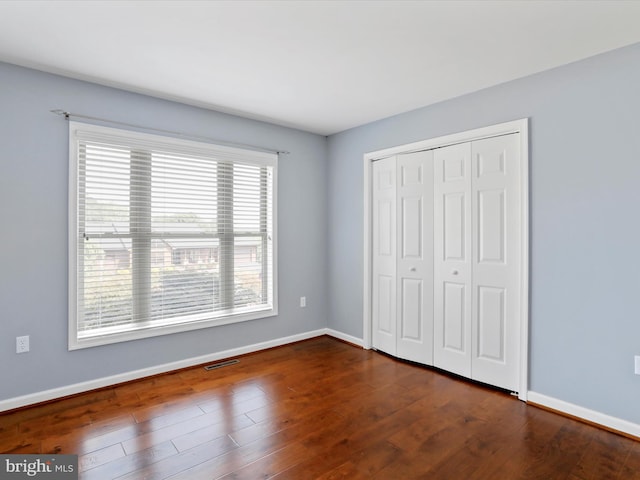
top-left (69, 122), bottom-right (277, 349)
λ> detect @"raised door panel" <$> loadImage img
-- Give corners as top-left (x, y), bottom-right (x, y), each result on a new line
top-left (372, 156), bottom-right (397, 356)
top-left (400, 278), bottom-right (422, 341)
top-left (477, 189), bottom-right (505, 264)
top-left (443, 192), bottom-right (466, 261)
top-left (401, 196), bottom-right (422, 259)
top-left (443, 282), bottom-right (466, 351)
top-left (376, 275), bottom-right (395, 335)
top-left (434, 143), bottom-right (471, 377)
top-left (377, 199), bottom-right (394, 256)
top-left (477, 286), bottom-right (505, 361)
top-left (471, 134), bottom-right (520, 391)
top-left (396, 150), bottom-right (433, 365)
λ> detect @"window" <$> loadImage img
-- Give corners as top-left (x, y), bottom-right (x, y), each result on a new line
top-left (69, 122), bottom-right (277, 349)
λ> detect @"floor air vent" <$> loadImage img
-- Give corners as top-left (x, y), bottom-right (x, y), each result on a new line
top-left (204, 359), bottom-right (239, 371)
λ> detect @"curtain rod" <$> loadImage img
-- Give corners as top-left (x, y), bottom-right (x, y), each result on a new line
top-left (50, 109), bottom-right (290, 155)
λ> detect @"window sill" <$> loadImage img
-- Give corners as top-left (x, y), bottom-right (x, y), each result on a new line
top-left (69, 306), bottom-right (277, 350)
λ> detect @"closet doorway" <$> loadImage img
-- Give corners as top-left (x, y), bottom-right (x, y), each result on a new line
top-left (364, 119), bottom-right (529, 400)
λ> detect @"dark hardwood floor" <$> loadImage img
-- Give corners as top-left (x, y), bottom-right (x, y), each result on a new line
top-left (1, 336), bottom-right (638, 479)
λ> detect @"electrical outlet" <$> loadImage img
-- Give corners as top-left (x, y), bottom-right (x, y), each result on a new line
top-left (635, 356), bottom-right (640, 375)
top-left (16, 335), bottom-right (29, 354)
top-left (300, 296), bottom-right (306, 308)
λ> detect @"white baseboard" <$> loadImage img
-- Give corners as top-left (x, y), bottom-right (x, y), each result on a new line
top-left (0, 329), bottom-right (327, 413)
top-left (527, 391), bottom-right (640, 439)
top-left (325, 328), bottom-right (364, 347)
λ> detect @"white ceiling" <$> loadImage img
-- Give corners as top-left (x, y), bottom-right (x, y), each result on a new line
top-left (1, 1), bottom-right (640, 136)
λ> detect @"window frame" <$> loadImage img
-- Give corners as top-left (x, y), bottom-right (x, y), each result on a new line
top-left (68, 122), bottom-right (278, 350)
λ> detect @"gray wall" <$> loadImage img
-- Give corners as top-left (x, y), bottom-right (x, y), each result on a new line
top-left (327, 42), bottom-right (640, 424)
top-left (0, 62), bottom-right (328, 401)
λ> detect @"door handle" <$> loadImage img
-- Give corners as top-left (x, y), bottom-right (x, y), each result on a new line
top-left (410, 267), bottom-right (416, 272)
top-left (452, 270), bottom-right (459, 275)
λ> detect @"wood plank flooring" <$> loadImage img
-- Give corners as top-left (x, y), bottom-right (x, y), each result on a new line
top-left (1, 336), bottom-right (638, 479)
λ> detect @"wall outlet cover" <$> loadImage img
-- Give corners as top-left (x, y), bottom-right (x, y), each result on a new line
top-left (16, 335), bottom-right (30, 354)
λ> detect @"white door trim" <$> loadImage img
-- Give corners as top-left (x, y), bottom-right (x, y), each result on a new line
top-left (363, 118), bottom-right (529, 401)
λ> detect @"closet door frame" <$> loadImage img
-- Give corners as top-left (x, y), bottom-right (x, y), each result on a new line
top-left (363, 118), bottom-right (529, 401)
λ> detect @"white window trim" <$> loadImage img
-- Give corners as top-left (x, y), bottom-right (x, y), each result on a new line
top-left (68, 122), bottom-right (278, 350)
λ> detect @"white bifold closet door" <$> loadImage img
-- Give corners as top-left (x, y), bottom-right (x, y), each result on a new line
top-left (372, 150), bottom-right (434, 365)
top-left (433, 134), bottom-right (521, 392)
